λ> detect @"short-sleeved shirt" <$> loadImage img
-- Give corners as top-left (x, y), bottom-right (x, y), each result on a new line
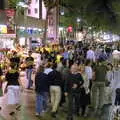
top-left (26, 57), bottom-right (34, 69)
top-left (95, 63), bottom-right (107, 82)
top-left (10, 57), bottom-right (20, 64)
top-left (5, 71), bottom-right (19, 86)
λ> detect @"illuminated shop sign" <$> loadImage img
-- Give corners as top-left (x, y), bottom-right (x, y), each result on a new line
top-left (0, 25), bottom-right (7, 34)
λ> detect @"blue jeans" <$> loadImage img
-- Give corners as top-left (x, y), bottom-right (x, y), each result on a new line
top-left (26, 69), bottom-right (33, 88)
top-left (36, 92), bottom-right (48, 114)
top-left (43, 92), bottom-right (48, 111)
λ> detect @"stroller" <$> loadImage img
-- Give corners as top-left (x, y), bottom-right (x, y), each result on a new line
top-left (110, 88), bottom-right (120, 120)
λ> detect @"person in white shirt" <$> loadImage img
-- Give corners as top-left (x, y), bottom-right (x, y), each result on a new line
top-left (112, 49), bottom-right (120, 67)
top-left (86, 47), bottom-right (96, 62)
top-left (111, 67), bottom-right (120, 105)
top-left (85, 59), bottom-right (93, 90)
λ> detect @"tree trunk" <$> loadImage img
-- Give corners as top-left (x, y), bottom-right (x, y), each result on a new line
top-left (43, 9), bottom-right (49, 45)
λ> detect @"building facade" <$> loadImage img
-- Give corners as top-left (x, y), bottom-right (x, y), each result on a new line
top-left (27, 0), bottom-right (47, 19)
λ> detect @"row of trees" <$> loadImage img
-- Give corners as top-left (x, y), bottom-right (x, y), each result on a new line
top-left (8, 0), bottom-right (120, 43)
top-left (61, 0), bottom-right (120, 34)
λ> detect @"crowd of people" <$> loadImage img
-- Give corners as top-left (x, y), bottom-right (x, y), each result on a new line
top-left (0, 42), bottom-right (119, 120)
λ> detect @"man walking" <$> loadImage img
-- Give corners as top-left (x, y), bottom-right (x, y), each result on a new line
top-left (26, 51), bottom-right (34, 89)
top-left (91, 59), bottom-right (107, 115)
top-left (64, 64), bottom-right (84, 120)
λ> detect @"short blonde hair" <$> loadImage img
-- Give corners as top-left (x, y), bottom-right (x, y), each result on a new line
top-left (78, 64), bottom-right (85, 72)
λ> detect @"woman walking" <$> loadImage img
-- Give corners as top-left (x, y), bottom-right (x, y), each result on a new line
top-left (5, 63), bottom-right (22, 114)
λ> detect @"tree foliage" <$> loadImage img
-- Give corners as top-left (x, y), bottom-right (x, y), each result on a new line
top-left (61, 0), bottom-right (120, 33)
top-left (43, 0), bottom-right (58, 11)
top-left (8, 0), bottom-right (22, 9)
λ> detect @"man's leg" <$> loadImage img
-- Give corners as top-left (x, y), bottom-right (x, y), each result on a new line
top-left (74, 93), bottom-right (80, 115)
top-left (27, 69), bottom-right (33, 89)
top-left (50, 86), bottom-right (55, 108)
top-left (81, 105), bottom-right (86, 116)
top-left (36, 94), bottom-right (44, 115)
top-left (67, 93), bottom-right (74, 120)
top-left (52, 86), bottom-right (61, 113)
top-left (99, 83), bottom-right (105, 109)
top-left (36, 94), bottom-right (41, 114)
top-left (91, 83), bottom-right (98, 111)
top-left (29, 69), bottom-right (33, 87)
top-left (43, 92), bottom-right (49, 111)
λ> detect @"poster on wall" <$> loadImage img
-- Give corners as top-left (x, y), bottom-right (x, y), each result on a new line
top-left (5, 9), bottom-right (15, 34)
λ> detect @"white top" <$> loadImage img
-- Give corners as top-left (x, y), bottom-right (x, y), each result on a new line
top-left (44, 68), bottom-right (53, 75)
top-left (106, 71), bottom-right (113, 82)
top-left (104, 86), bottom-right (112, 105)
top-left (86, 50), bottom-right (96, 62)
top-left (82, 73), bottom-right (90, 94)
top-left (112, 50), bottom-right (120, 60)
top-left (85, 66), bottom-right (93, 80)
top-left (111, 69), bottom-right (120, 89)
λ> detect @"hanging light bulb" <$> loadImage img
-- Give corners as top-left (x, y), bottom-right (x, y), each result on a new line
top-left (61, 11), bottom-right (64, 16)
top-left (77, 18), bottom-right (81, 23)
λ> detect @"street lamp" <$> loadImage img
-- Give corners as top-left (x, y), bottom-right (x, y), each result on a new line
top-left (60, 11), bottom-right (64, 16)
top-left (77, 18), bottom-right (81, 23)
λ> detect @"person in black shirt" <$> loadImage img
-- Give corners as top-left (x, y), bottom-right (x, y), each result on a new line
top-left (10, 51), bottom-right (20, 69)
top-left (64, 64), bottom-right (84, 120)
top-left (5, 64), bottom-right (22, 114)
top-left (25, 51), bottom-right (34, 89)
top-left (35, 65), bottom-right (49, 116)
top-left (48, 63), bottom-right (62, 118)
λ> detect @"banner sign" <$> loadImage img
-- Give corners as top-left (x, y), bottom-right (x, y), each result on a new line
top-left (5, 9), bottom-right (15, 34)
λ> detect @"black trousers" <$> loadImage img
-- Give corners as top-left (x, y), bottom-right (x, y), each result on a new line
top-left (67, 90), bottom-right (87, 119)
top-left (67, 92), bottom-right (80, 119)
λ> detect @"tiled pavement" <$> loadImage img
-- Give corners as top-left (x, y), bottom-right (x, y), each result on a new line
top-left (0, 89), bottom-right (97, 120)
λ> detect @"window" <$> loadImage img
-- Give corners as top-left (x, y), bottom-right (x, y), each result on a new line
top-left (28, 9), bottom-right (31, 14)
top-left (34, 8), bottom-right (38, 14)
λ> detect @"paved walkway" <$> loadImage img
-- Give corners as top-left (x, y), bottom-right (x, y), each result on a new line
top-left (0, 89), bottom-right (97, 120)
top-left (0, 73), bottom-right (98, 120)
